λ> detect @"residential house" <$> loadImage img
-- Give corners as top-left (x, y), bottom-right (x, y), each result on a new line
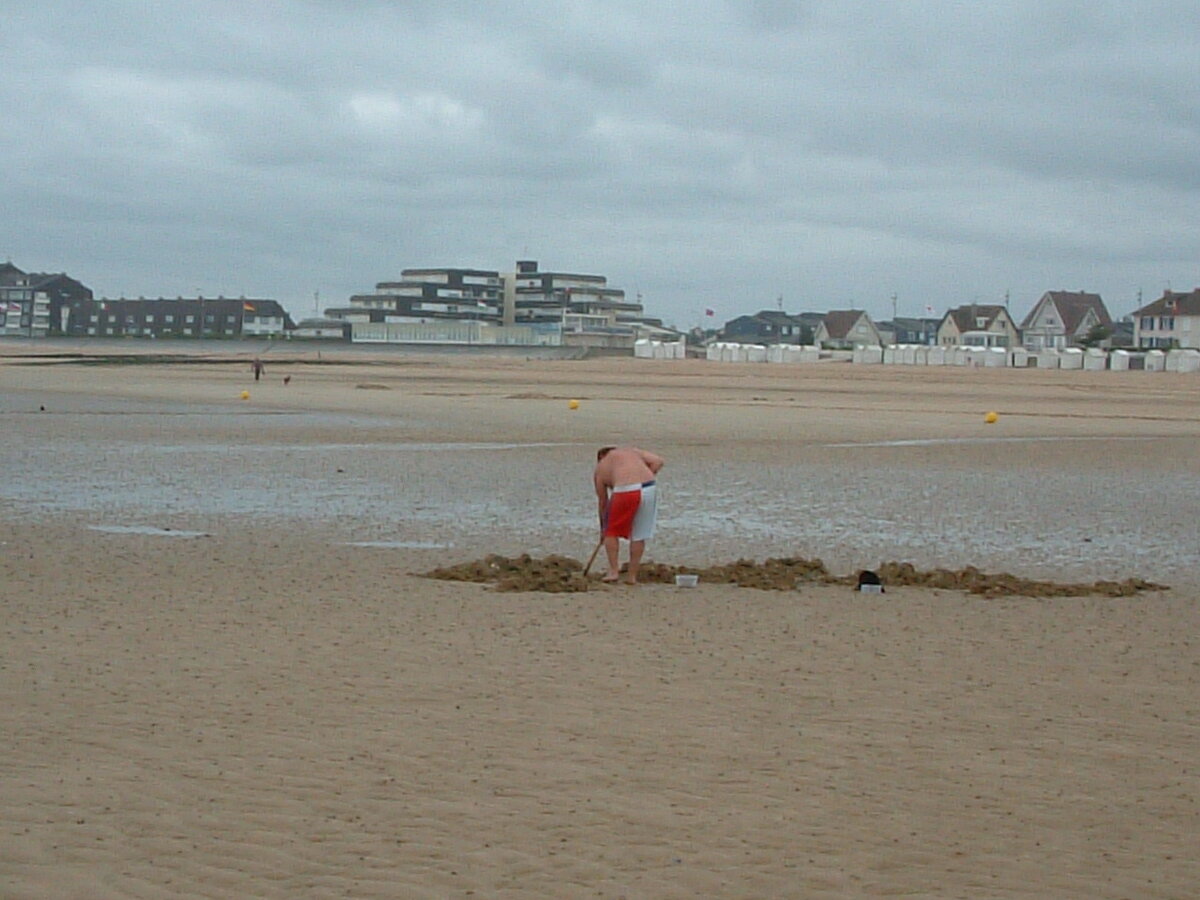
top-left (0, 262), bottom-right (93, 336)
top-left (1020, 291), bottom-right (1113, 350)
top-left (1133, 289), bottom-right (1200, 349)
top-left (793, 312), bottom-right (826, 339)
top-left (877, 316), bottom-right (940, 346)
top-left (814, 310), bottom-right (883, 348)
top-left (936, 304), bottom-right (1020, 348)
top-left (721, 310), bottom-right (810, 344)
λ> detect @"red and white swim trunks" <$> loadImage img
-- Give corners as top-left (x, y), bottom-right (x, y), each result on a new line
top-left (603, 480), bottom-right (658, 541)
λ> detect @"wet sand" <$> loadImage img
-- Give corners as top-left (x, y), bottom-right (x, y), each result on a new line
top-left (2, 343), bottom-right (1198, 897)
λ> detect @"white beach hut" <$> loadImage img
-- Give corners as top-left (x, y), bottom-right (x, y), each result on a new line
top-left (1109, 349), bottom-right (1131, 371)
top-left (912, 346), bottom-right (929, 365)
top-left (883, 345), bottom-right (900, 365)
top-left (925, 346), bottom-right (947, 366)
top-left (634, 338), bottom-right (654, 359)
top-left (1168, 348), bottom-right (1200, 373)
top-left (1032, 349), bottom-right (1060, 369)
top-left (859, 345), bottom-right (883, 365)
top-left (983, 347), bottom-right (1008, 367)
top-left (1009, 348), bottom-right (1029, 368)
top-left (766, 344), bottom-right (786, 364)
top-left (1083, 348), bottom-right (1107, 371)
top-left (745, 344), bottom-right (768, 363)
top-left (776, 344), bottom-right (802, 364)
top-left (1060, 348), bottom-right (1084, 369)
top-left (1145, 349), bottom-right (1166, 372)
top-left (900, 345), bottom-right (918, 365)
top-left (705, 342), bottom-right (721, 361)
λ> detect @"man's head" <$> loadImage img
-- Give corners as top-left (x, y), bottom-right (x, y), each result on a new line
top-left (597, 446), bottom-right (615, 462)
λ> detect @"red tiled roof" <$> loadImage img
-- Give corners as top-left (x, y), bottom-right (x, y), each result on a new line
top-left (822, 309), bottom-right (865, 339)
top-left (1134, 289), bottom-right (1200, 317)
top-left (1021, 291), bottom-right (1111, 333)
top-left (947, 304), bottom-right (1007, 333)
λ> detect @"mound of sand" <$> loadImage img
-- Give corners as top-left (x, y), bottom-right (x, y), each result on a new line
top-left (423, 553), bottom-right (591, 592)
top-left (421, 554), bottom-right (1167, 597)
top-left (873, 561), bottom-right (1165, 598)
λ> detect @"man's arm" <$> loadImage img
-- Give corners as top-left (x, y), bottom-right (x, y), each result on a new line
top-left (594, 469), bottom-right (609, 527)
top-left (638, 448), bottom-right (665, 474)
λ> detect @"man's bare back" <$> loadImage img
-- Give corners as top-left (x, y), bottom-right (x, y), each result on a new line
top-left (593, 446), bottom-right (664, 490)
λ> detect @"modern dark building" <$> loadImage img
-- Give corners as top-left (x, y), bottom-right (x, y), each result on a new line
top-left (334, 261), bottom-right (657, 346)
top-left (339, 268), bottom-right (504, 325)
top-left (62, 296), bottom-right (294, 339)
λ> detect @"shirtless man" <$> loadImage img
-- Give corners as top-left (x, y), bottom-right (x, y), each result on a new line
top-left (594, 445), bottom-right (665, 584)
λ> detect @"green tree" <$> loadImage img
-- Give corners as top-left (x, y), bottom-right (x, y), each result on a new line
top-left (1078, 323), bottom-right (1112, 348)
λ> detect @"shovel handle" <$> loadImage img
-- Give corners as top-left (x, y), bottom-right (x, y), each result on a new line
top-left (582, 539), bottom-right (603, 576)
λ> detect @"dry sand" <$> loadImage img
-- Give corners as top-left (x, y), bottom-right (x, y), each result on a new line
top-left (2, 342), bottom-right (1198, 898)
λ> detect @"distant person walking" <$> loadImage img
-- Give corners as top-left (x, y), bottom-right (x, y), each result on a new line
top-left (593, 445), bottom-right (664, 584)
top-left (251, 357), bottom-right (265, 382)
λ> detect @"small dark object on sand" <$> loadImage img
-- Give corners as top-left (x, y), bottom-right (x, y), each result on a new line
top-left (857, 570), bottom-right (885, 593)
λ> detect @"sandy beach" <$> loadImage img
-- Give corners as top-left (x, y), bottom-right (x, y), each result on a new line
top-left (2, 341), bottom-right (1198, 898)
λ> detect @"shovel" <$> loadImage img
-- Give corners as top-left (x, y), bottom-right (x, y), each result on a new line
top-left (582, 538), bottom-right (603, 577)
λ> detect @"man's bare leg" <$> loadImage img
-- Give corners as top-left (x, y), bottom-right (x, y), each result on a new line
top-left (626, 539), bottom-right (645, 584)
top-left (602, 536), bottom-right (621, 582)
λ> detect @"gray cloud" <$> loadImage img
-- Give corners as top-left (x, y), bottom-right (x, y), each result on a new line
top-left (2, 0), bottom-right (1197, 326)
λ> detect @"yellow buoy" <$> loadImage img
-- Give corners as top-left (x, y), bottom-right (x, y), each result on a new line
top-left (984, 411), bottom-right (998, 424)
top-left (568, 399), bottom-right (580, 410)
top-left (241, 390), bottom-right (250, 400)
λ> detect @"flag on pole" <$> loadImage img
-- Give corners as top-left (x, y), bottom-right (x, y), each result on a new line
top-left (243, 302), bottom-right (255, 312)
top-left (705, 308), bottom-right (714, 317)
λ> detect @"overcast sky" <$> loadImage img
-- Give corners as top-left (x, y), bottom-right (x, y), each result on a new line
top-left (4, 1), bottom-right (1197, 327)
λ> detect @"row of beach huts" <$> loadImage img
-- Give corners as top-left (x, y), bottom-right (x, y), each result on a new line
top-left (634, 339), bottom-right (1200, 372)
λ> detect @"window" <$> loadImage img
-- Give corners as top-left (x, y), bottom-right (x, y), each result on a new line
top-left (185, 315), bottom-right (194, 323)
top-left (1159, 316), bottom-right (1174, 330)
top-left (1141, 316), bottom-right (1154, 330)
top-left (165, 315), bottom-right (174, 323)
